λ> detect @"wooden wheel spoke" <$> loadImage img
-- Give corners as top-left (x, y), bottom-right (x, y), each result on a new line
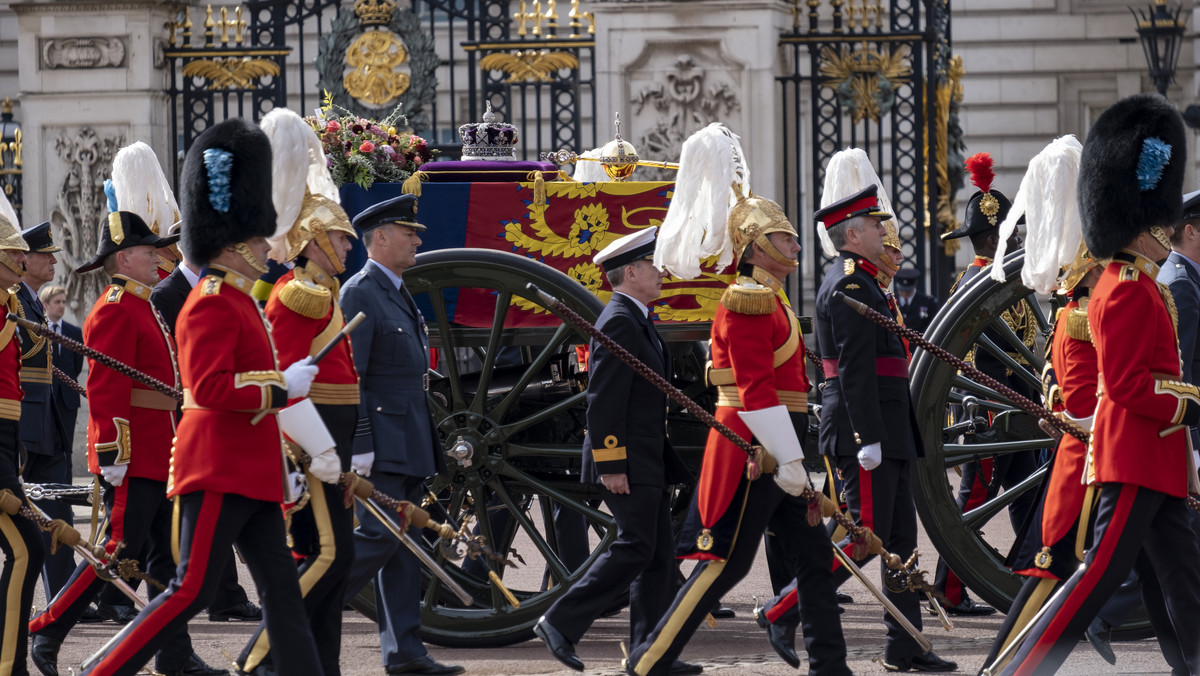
top-left (943, 439), bottom-right (1052, 468)
top-left (489, 322), bottom-right (575, 422)
top-left (470, 291), bottom-right (513, 414)
top-left (951, 374), bottom-right (1012, 405)
top-left (962, 463), bottom-right (1049, 530)
top-left (490, 480), bottom-right (572, 584)
top-left (497, 464), bottom-right (614, 528)
top-left (975, 334), bottom-right (1042, 392)
top-left (427, 290), bottom-right (467, 410)
top-left (947, 390), bottom-right (1012, 414)
top-left (497, 390), bottom-right (587, 438)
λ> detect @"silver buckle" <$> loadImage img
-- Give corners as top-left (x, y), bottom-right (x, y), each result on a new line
top-left (422, 372), bottom-right (430, 391)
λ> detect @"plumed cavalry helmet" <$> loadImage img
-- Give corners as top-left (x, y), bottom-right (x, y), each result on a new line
top-left (1079, 93), bottom-right (1187, 259)
top-left (180, 117), bottom-right (277, 264)
top-left (728, 196), bottom-right (799, 267)
top-left (110, 141), bottom-right (181, 236)
top-left (0, 190), bottom-right (28, 276)
top-left (260, 108), bottom-right (357, 273)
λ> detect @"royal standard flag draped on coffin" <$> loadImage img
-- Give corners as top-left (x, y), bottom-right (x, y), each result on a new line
top-left (346, 180), bottom-right (735, 328)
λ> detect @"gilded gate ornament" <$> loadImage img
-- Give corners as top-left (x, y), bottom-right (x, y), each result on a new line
top-left (818, 43), bottom-right (912, 124)
top-left (344, 31), bottom-right (412, 104)
top-left (479, 50), bottom-right (580, 83)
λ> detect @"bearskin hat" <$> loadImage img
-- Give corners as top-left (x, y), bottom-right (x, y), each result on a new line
top-left (1080, 93), bottom-right (1186, 259)
top-left (180, 117), bottom-right (276, 264)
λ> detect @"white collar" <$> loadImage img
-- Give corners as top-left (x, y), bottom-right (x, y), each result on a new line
top-left (180, 263), bottom-right (201, 289)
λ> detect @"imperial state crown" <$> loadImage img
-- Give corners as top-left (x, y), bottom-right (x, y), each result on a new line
top-left (458, 102), bottom-right (519, 161)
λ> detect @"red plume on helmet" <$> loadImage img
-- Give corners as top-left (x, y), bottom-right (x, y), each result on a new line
top-left (965, 152), bottom-right (995, 194)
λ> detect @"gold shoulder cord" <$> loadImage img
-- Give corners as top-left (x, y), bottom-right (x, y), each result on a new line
top-left (14, 300), bottom-right (46, 362)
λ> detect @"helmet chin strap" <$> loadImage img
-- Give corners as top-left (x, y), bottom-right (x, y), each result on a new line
top-left (0, 250), bottom-right (24, 277)
top-left (753, 235), bottom-right (799, 268)
top-left (313, 229), bottom-right (345, 275)
top-left (1149, 225), bottom-right (1172, 254)
top-left (233, 242), bottom-right (269, 275)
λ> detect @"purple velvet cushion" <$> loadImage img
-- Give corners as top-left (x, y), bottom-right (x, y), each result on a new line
top-left (420, 160), bottom-right (559, 183)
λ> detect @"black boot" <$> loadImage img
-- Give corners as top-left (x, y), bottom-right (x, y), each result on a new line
top-left (31, 634), bottom-right (61, 676)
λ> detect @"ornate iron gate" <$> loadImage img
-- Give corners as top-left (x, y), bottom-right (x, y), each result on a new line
top-left (777, 0), bottom-right (962, 308)
top-left (165, 0), bottom-right (596, 181)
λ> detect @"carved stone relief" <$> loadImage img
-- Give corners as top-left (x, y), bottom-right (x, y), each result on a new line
top-left (628, 47), bottom-right (741, 181)
top-left (48, 127), bottom-right (125, 314)
top-left (40, 38), bottom-right (128, 69)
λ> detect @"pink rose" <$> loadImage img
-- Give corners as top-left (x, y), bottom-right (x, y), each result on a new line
top-left (359, 141), bottom-right (375, 153)
top-left (326, 120), bottom-right (340, 133)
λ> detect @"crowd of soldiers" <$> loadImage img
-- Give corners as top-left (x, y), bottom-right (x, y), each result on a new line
top-left (2, 90), bottom-right (1200, 676)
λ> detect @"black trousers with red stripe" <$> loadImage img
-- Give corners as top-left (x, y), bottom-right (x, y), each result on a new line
top-left (29, 477), bottom-right (191, 671)
top-left (81, 491), bottom-right (322, 676)
top-left (999, 483), bottom-right (1200, 676)
top-left (626, 477), bottom-right (849, 676)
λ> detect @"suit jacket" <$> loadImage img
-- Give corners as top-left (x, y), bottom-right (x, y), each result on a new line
top-left (340, 259), bottom-right (440, 478)
top-left (815, 253), bottom-right (921, 459)
top-left (151, 264), bottom-right (194, 336)
top-left (1090, 251), bottom-right (1200, 498)
top-left (580, 292), bottom-right (689, 488)
top-left (898, 290), bottom-right (939, 335)
top-left (1159, 251), bottom-right (1200, 449)
top-left (50, 320), bottom-right (84, 412)
top-left (16, 282), bottom-right (65, 456)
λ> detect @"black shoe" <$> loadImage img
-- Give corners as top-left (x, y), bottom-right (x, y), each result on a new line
top-left (96, 601), bottom-right (139, 624)
top-left (385, 655), bottom-right (466, 675)
top-left (709, 604), bottom-right (736, 619)
top-left (533, 616), bottom-right (584, 672)
top-left (883, 651), bottom-right (957, 672)
top-left (754, 603), bottom-right (799, 669)
top-left (669, 659), bottom-right (704, 675)
top-left (208, 600), bottom-right (262, 622)
top-left (79, 604), bottom-right (106, 623)
top-left (30, 634), bottom-right (61, 676)
top-left (836, 591), bottom-right (853, 604)
top-left (1085, 619), bottom-right (1116, 665)
top-left (939, 596), bottom-right (996, 616)
top-left (179, 652), bottom-right (230, 675)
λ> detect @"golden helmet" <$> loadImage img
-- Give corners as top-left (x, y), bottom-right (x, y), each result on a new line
top-left (0, 214), bottom-right (29, 277)
top-left (727, 196), bottom-right (798, 266)
top-left (281, 193), bottom-right (358, 273)
top-left (1060, 241), bottom-right (1102, 292)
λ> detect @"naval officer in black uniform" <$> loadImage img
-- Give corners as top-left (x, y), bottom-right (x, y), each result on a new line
top-left (534, 227), bottom-right (696, 675)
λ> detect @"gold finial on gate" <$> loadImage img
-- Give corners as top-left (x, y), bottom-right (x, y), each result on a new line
top-left (219, 7), bottom-right (230, 44)
top-left (543, 0), bottom-right (559, 37)
top-left (233, 7), bottom-right (245, 44)
top-left (514, 0), bottom-right (531, 36)
top-left (530, 0), bottom-right (543, 37)
top-left (203, 5), bottom-right (215, 46)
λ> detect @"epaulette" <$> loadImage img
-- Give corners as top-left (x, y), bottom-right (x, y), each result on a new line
top-left (720, 277), bottom-right (775, 315)
top-left (104, 286), bottom-right (124, 303)
top-left (278, 278), bottom-right (332, 320)
top-left (1119, 265), bottom-right (1139, 282)
top-left (200, 276), bottom-right (222, 296)
top-left (1065, 307), bottom-right (1091, 343)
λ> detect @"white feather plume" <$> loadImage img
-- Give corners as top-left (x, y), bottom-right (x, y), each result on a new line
top-left (654, 123), bottom-right (751, 280)
top-left (990, 135), bottom-right (1083, 292)
top-left (0, 189), bottom-right (18, 231)
top-left (818, 148), bottom-right (896, 257)
top-left (111, 142), bottom-right (180, 235)
top-left (571, 148), bottom-right (609, 183)
top-left (260, 108), bottom-right (341, 261)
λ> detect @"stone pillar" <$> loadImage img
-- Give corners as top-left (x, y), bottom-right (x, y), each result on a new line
top-left (13, 0), bottom-right (181, 318)
top-left (594, 0), bottom-right (793, 200)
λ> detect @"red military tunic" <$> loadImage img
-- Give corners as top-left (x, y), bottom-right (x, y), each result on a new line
top-left (1016, 297), bottom-right (1097, 579)
top-left (684, 279), bottom-right (809, 561)
top-left (1090, 251), bottom-right (1200, 497)
top-left (84, 276), bottom-right (179, 481)
top-left (265, 260), bottom-right (359, 406)
top-left (169, 265), bottom-right (289, 502)
top-left (0, 290), bottom-right (23, 420)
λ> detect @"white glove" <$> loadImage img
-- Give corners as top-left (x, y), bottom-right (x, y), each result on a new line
top-left (283, 357), bottom-right (319, 399)
top-left (352, 452), bottom-right (375, 477)
top-left (857, 442), bottom-right (882, 471)
top-left (308, 447), bottom-right (342, 484)
top-left (100, 464), bottom-right (128, 487)
top-left (774, 460), bottom-right (810, 497)
top-left (286, 468), bottom-right (308, 503)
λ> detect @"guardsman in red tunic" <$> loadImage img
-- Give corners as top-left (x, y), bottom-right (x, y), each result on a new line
top-left (1000, 94), bottom-right (1200, 676)
top-left (234, 107), bottom-right (359, 676)
top-left (108, 140), bottom-right (183, 285)
top-left (29, 212), bottom-right (225, 676)
top-left (625, 197), bottom-right (851, 676)
top-left (81, 118), bottom-right (324, 676)
top-left (0, 204), bottom-right (40, 676)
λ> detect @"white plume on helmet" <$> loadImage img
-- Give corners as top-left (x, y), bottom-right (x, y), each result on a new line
top-left (111, 141), bottom-right (180, 235)
top-left (654, 123), bottom-right (751, 280)
top-left (0, 187), bottom-right (18, 230)
top-left (989, 135), bottom-right (1083, 292)
top-left (260, 108), bottom-right (342, 261)
top-left (818, 148), bottom-right (896, 257)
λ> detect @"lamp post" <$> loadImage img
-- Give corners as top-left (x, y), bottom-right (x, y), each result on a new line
top-left (1131, 0), bottom-right (1186, 97)
top-left (0, 98), bottom-right (21, 222)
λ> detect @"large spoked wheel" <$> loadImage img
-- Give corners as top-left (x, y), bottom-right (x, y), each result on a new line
top-left (356, 249), bottom-right (612, 648)
top-left (911, 253), bottom-right (1151, 636)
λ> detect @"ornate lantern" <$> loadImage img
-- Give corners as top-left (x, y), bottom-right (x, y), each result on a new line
top-left (0, 98), bottom-right (21, 222)
top-left (1131, 0), bottom-right (1186, 97)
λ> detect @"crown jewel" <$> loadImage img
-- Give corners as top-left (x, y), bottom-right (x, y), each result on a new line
top-left (458, 102), bottom-right (519, 161)
top-left (354, 0), bottom-right (396, 26)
